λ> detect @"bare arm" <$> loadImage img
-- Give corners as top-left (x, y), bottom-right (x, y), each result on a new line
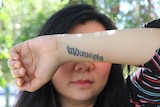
top-left (58, 28), bottom-right (160, 65)
top-left (8, 28), bottom-right (160, 92)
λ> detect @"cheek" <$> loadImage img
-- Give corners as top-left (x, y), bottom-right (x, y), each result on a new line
top-left (93, 63), bottom-right (112, 94)
top-left (51, 62), bottom-right (74, 83)
top-left (95, 63), bottom-right (112, 86)
top-left (96, 63), bottom-right (112, 77)
top-left (53, 62), bottom-right (74, 75)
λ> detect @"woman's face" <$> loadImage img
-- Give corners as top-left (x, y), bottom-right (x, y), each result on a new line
top-left (51, 21), bottom-right (112, 106)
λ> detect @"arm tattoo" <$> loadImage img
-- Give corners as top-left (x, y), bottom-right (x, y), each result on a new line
top-left (66, 45), bottom-right (104, 61)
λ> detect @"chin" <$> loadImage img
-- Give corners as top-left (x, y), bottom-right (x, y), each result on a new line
top-left (71, 94), bottom-right (97, 102)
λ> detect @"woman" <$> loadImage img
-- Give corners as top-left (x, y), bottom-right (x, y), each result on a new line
top-left (9, 5), bottom-right (129, 107)
top-left (8, 4), bottom-right (160, 107)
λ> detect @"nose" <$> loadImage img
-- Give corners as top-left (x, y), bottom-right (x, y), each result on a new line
top-left (75, 62), bottom-right (94, 72)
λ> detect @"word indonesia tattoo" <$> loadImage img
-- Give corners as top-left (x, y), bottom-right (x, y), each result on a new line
top-left (67, 45), bottom-right (104, 61)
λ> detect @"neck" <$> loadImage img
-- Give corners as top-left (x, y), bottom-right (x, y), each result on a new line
top-left (59, 96), bottom-right (96, 107)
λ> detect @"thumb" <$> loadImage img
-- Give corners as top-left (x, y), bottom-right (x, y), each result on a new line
top-left (19, 58), bottom-right (60, 92)
top-left (18, 77), bottom-right (50, 92)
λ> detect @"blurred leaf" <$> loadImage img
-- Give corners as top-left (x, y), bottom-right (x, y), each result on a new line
top-left (0, 77), bottom-right (6, 87)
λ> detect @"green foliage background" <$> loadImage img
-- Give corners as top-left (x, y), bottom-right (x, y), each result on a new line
top-left (0, 0), bottom-right (160, 87)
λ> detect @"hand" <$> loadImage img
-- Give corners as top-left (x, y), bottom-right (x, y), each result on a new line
top-left (8, 36), bottom-right (60, 92)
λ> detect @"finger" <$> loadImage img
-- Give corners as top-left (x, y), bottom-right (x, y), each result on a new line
top-left (11, 68), bottom-right (26, 78)
top-left (15, 75), bottom-right (32, 90)
top-left (9, 45), bottom-right (21, 60)
top-left (9, 52), bottom-right (20, 61)
top-left (8, 60), bottom-right (22, 70)
top-left (19, 77), bottom-right (49, 92)
top-left (16, 78), bottom-right (25, 87)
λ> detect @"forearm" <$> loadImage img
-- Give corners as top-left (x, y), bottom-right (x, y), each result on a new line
top-left (8, 28), bottom-right (159, 92)
top-left (57, 28), bottom-right (160, 65)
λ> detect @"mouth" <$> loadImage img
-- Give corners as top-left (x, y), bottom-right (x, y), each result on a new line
top-left (73, 80), bottom-right (94, 88)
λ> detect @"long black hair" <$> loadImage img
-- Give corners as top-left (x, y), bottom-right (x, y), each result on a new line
top-left (15, 4), bottom-right (130, 107)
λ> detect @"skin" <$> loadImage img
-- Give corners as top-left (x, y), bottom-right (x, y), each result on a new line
top-left (8, 20), bottom-right (159, 92)
top-left (52, 21), bottom-right (111, 107)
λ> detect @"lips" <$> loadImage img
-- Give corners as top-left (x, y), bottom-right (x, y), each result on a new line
top-left (75, 80), bottom-right (93, 84)
top-left (73, 80), bottom-right (93, 88)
